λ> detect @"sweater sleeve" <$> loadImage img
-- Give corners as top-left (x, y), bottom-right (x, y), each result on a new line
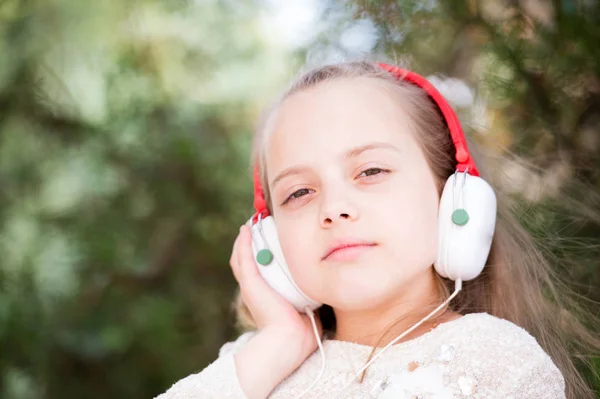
top-left (508, 357), bottom-right (566, 399)
top-left (154, 332), bottom-right (256, 399)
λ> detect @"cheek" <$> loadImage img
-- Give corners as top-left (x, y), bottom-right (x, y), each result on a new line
top-left (275, 219), bottom-right (321, 289)
top-left (382, 186), bottom-right (439, 267)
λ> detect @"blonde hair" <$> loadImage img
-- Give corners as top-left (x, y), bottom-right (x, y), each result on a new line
top-left (235, 60), bottom-right (600, 398)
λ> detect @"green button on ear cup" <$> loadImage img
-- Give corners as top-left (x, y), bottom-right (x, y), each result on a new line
top-left (256, 249), bottom-right (274, 266)
top-left (452, 209), bottom-right (469, 226)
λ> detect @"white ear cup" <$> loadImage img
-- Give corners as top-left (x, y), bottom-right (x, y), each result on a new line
top-left (248, 216), bottom-right (322, 312)
top-left (435, 172), bottom-right (497, 281)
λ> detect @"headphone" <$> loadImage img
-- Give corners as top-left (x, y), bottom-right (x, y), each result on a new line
top-left (247, 63), bottom-right (497, 313)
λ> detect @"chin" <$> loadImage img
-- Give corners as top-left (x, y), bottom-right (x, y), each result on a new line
top-left (325, 277), bottom-right (398, 311)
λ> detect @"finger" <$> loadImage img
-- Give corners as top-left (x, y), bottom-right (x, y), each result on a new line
top-left (229, 229), bottom-right (243, 283)
top-left (236, 225), bottom-right (261, 283)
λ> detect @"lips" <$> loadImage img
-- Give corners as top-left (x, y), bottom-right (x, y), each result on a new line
top-left (322, 238), bottom-right (377, 261)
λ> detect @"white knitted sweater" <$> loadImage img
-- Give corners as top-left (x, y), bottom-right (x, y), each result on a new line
top-left (155, 313), bottom-right (565, 398)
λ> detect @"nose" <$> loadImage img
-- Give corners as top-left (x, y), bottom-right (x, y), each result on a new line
top-left (319, 195), bottom-right (359, 228)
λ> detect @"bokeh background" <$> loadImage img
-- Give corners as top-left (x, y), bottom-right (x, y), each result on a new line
top-left (1, 0), bottom-right (599, 398)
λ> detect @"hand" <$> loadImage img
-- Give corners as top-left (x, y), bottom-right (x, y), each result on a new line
top-left (230, 224), bottom-right (320, 343)
top-left (230, 224), bottom-right (322, 399)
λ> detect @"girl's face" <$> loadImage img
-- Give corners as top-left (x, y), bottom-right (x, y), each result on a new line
top-left (266, 77), bottom-right (441, 311)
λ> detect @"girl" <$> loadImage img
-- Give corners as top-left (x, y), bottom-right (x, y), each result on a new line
top-left (156, 61), bottom-right (598, 398)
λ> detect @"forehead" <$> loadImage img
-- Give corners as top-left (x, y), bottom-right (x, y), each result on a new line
top-left (266, 77), bottom-right (417, 170)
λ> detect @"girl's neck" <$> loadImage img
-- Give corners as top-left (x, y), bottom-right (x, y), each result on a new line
top-left (332, 271), bottom-right (460, 347)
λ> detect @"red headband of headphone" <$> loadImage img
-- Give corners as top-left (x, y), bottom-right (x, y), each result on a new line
top-left (252, 63), bottom-right (479, 222)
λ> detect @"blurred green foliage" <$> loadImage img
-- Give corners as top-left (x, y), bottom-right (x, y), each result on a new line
top-left (0, 0), bottom-right (299, 397)
top-left (0, 0), bottom-right (598, 398)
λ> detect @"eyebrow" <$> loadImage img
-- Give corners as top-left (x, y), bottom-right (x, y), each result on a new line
top-left (270, 141), bottom-right (401, 188)
top-left (344, 141), bottom-right (401, 160)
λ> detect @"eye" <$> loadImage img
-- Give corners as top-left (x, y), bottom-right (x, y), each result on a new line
top-left (358, 167), bottom-right (389, 178)
top-left (282, 188), bottom-right (313, 205)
